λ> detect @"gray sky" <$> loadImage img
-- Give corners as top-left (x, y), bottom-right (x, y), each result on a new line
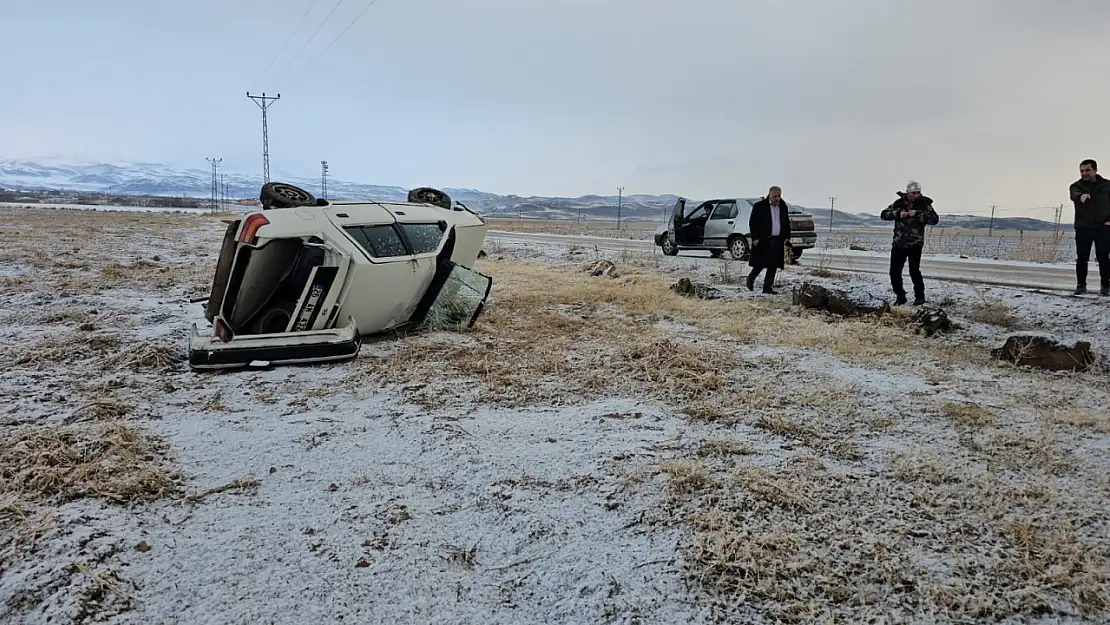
top-left (3, 0), bottom-right (1109, 218)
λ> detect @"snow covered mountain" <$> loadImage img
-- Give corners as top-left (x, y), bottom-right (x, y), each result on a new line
top-left (0, 158), bottom-right (1060, 230)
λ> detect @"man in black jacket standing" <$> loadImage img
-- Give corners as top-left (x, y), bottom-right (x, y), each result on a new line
top-left (746, 186), bottom-right (791, 294)
top-left (1068, 158), bottom-right (1110, 296)
top-left (880, 180), bottom-right (940, 306)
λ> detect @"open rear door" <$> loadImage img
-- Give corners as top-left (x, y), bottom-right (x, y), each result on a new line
top-left (204, 220), bottom-right (240, 323)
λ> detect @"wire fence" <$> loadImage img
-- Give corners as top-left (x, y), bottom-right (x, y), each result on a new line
top-left (484, 214), bottom-right (1080, 265)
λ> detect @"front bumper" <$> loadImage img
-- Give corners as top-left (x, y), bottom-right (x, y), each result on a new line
top-left (188, 316), bottom-right (361, 370)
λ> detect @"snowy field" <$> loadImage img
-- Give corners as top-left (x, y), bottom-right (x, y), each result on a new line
top-left (1, 208), bottom-right (1108, 624)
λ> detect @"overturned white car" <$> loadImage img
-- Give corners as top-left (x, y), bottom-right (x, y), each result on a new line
top-left (189, 182), bottom-right (492, 370)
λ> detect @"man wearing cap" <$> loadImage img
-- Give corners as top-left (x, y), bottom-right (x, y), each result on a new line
top-left (880, 180), bottom-right (940, 306)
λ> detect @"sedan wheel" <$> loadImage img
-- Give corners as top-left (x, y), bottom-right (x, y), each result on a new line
top-left (728, 236), bottom-right (750, 261)
top-left (661, 234), bottom-right (679, 256)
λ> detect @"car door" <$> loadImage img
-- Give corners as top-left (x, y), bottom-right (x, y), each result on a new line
top-left (677, 202), bottom-right (713, 246)
top-left (703, 200), bottom-right (738, 248)
top-left (667, 197), bottom-right (687, 242)
top-left (332, 222), bottom-right (442, 334)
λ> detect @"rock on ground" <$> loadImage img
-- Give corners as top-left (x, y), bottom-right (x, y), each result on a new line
top-left (670, 278), bottom-right (720, 300)
top-left (911, 307), bottom-right (954, 337)
top-left (990, 333), bottom-right (1096, 371)
top-left (792, 282), bottom-right (891, 316)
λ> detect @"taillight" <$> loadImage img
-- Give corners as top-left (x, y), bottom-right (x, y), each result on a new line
top-left (239, 214), bottom-right (270, 244)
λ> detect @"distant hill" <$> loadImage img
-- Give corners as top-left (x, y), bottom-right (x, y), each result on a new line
top-left (0, 158), bottom-right (1060, 231)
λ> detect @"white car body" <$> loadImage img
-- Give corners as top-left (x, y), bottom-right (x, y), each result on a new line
top-left (189, 194), bottom-right (491, 370)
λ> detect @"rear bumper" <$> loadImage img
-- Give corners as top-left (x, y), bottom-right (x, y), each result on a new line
top-left (790, 234), bottom-right (817, 249)
top-left (188, 316), bottom-right (361, 370)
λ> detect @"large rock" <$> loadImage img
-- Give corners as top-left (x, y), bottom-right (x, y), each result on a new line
top-left (792, 282), bottom-right (890, 316)
top-left (990, 333), bottom-right (1095, 372)
top-left (670, 277), bottom-right (721, 300)
top-left (912, 307), bottom-right (954, 337)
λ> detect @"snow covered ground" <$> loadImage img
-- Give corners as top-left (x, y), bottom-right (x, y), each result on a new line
top-left (1, 209), bottom-right (1108, 624)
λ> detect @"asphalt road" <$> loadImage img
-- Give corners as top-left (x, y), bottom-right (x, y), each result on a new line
top-left (486, 230), bottom-right (1079, 292)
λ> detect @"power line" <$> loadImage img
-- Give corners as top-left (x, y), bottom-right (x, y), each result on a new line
top-left (254, 0), bottom-right (323, 87)
top-left (278, 0), bottom-right (348, 77)
top-left (311, 0), bottom-right (384, 63)
top-left (247, 92), bottom-right (281, 184)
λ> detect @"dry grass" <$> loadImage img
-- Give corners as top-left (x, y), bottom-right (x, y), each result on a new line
top-left (0, 421), bottom-right (179, 504)
top-left (940, 400), bottom-right (995, 427)
top-left (683, 456), bottom-right (1109, 622)
top-left (967, 297), bottom-right (1021, 328)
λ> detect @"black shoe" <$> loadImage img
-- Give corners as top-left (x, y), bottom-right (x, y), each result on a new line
top-left (913, 295), bottom-right (926, 306)
top-left (894, 294), bottom-right (907, 306)
top-left (1074, 286), bottom-right (1087, 295)
top-left (1101, 286), bottom-right (1109, 297)
top-left (762, 288), bottom-right (778, 295)
top-left (745, 275), bottom-right (755, 292)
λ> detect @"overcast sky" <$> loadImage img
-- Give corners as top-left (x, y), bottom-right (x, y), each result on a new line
top-left (3, 0), bottom-right (1109, 218)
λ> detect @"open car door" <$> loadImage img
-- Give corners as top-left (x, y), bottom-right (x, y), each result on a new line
top-left (408, 226), bottom-right (493, 330)
top-left (667, 197), bottom-right (686, 241)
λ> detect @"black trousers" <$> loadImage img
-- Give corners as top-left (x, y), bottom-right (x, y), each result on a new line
top-left (1075, 225), bottom-right (1110, 288)
top-left (748, 236), bottom-right (784, 292)
top-left (890, 244), bottom-right (924, 298)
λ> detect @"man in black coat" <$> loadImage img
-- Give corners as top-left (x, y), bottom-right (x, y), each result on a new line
top-left (880, 180), bottom-right (940, 306)
top-left (746, 186), bottom-right (791, 294)
top-left (1068, 158), bottom-right (1110, 296)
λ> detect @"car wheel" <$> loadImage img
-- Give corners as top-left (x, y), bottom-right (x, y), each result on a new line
top-left (250, 301), bottom-right (296, 335)
top-left (728, 235), bottom-right (750, 261)
top-left (660, 234), bottom-right (679, 256)
top-left (260, 182), bottom-right (317, 210)
top-left (407, 187), bottom-right (453, 210)
top-left (709, 249), bottom-right (723, 258)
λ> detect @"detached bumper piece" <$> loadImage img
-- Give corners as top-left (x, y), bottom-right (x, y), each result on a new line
top-left (188, 317), bottom-right (361, 370)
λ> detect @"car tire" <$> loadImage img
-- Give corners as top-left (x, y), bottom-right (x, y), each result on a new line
top-left (660, 233), bottom-right (679, 256)
top-left (709, 249), bottom-right (723, 258)
top-left (407, 187), bottom-right (453, 210)
top-left (250, 301), bottom-right (297, 335)
top-left (260, 182), bottom-right (317, 210)
top-left (728, 235), bottom-right (750, 261)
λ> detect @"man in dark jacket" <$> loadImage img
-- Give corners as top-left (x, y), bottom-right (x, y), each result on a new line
top-left (880, 180), bottom-right (940, 306)
top-left (746, 186), bottom-right (791, 294)
top-left (1067, 158), bottom-right (1110, 296)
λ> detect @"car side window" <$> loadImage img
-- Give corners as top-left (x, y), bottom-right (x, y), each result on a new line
top-left (344, 225), bottom-right (409, 258)
top-left (401, 222), bottom-right (446, 255)
top-left (710, 201), bottom-right (737, 220)
top-left (686, 204), bottom-right (710, 221)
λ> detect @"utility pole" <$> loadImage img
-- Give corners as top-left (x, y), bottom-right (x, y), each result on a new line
top-left (616, 186), bottom-right (624, 230)
top-left (223, 178), bottom-right (230, 211)
top-left (577, 205), bottom-right (582, 226)
top-left (828, 196), bottom-right (836, 234)
top-left (206, 157), bottom-right (222, 213)
top-left (246, 92), bottom-right (281, 184)
top-left (320, 160), bottom-right (329, 199)
top-left (988, 205), bottom-right (997, 236)
top-left (220, 173), bottom-right (226, 212)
